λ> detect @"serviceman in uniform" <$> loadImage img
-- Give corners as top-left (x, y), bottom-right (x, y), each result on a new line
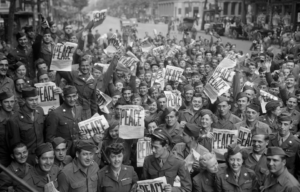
top-left (57, 140), bottom-right (99, 192)
top-left (262, 147), bottom-right (300, 192)
top-left (0, 143), bottom-right (32, 191)
top-left (143, 128), bottom-right (192, 192)
top-left (258, 101), bottom-right (281, 133)
top-left (0, 91), bottom-right (16, 166)
top-left (7, 31), bottom-right (35, 79)
top-left (45, 86), bottom-right (82, 155)
top-left (52, 137), bottom-right (73, 170)
top-left (280, 95), bottom-right (300, 135)
top-left (268, 113), bottom-right (300, 181)
top-left (19, 143), bottom-right (59, 192)
top-left (214, 96), bottom-right (241, 130)
top-left (98, 143), bottom-right (139, 192)
top-left (0, 53), bottom-right (14, 94)
top-left (233, 92), bottom-right (250, 120)
top-left (6, 87), bottom-right (44, 165)
top-left (234, 103), bottom-right (272, 134)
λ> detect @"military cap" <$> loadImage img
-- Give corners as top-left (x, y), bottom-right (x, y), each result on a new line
top-left (247, 103), bottom-right (260, 112)
top-left (270, 81), bottom-right (279, 88)
top-left (111, 90), bottom-right (121, 97)
top-left (266, 147), bottom-right (287, 157)
top-left (132, 93), bottom-right (141, 99)
top-left (108, 120), bottom-right (119, 130)
top-left (37, 70), bottom-right (48, 79)
top-left (146, 98), bottom-right (156, 105)
top-left (52, 137), bottom-right (67, 149)
top-left (35, 142), bottom-right (53, 157)
top-left (151, 60), bottom-right (158, 67)
top-left (43, 28), bottom-right (51, 35)
top-left (0, 53), bottom-right (7, 61)
top-left (236, 92), bottom-right (248, 100)
top-left (0, 90), bottom-right (14, 101)
top-left (226, 143), bottom-right (242, 155)
top-left (184, 123), bottom-right (200, 138)
top-left (278, 113), bottom-right (292, 122)
top-left (16, 31), bottom-right (26, 40)
top-left (265, 101), bottom-right (280, 112)
top-left (200, 109), bottom-right (213, 117)
top-left (252, 128), bottom-right (269, 136)
top-left (163, 107), bottom-right (176, 117)
top-left (93, 65), bottom-right (103, 72)
top-left (216, 96), bottom-right (229, 105)
top-left (76, 140), bottom-right (96, 152)
top-left (48, 21), bottom-right (55, 27)
top-left (148, 87), bottom-right (158, 95)
top-left (286, 74), bottom-right (295, 80)
top-left (184, 84), bottom-right (194, 92)
top-left (152, 128), bottom-right (172, 144)
top-left (22, 87), bottom-right (37, 98)
top-left (63, 85), bottom-right (77, 96)
top-left (139, 81), bottom-right (148, 87)
top-left (122, 86), bottom-right (132, 92)
top-left (13, 61), bottom-right (26, 71)
top-left (243, 85), bottom-right (256, 93)
top-left (287, 94), bottom-right (297, 100)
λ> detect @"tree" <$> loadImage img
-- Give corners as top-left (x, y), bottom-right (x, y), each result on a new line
top-left (7, 0), bottom-right (16, 43)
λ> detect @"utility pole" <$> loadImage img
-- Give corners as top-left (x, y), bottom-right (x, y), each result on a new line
top-left (7, 0), bottom-right (16, 43)
top-left (201, 0), bottom-right (208, 30)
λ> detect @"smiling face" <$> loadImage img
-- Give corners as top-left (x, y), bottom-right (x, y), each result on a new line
top-left (246, 107), bottom-right (259, 122)
top-left (110, 153), bottom-right (123, 169)
top-left (228, 152), bottom-right (243, 173)
top-left (192, 96), bottom-right (202, 111)
top-left (109, 126), bottom-right (119, 140)
top-left (13, 146), bottom-right (28, 164)
top-left (76, 149), bottom-right (94, 168)
top-left (0, 59), bottom-right (8, 76)
top-left (286, 97), bottom-right (297, 110)
top-left (25, 96), bottom-right (39, 110)
top-left (252, 135), bottom-right (268, 154)
top-left (16, 65), bottom-right (26, 78)
top-left (37, 151), bottom-right (54, 172)
top-left (18, 36), bottom-right (28, 47)
top-left (201, 114), bottom-right (213, 128)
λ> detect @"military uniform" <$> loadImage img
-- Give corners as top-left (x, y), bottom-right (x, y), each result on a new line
top-left (280, 108), bottom-right (300, 134)
top-left (16, 165), bottom-right (59, 192)
top-left (54, 155), bottom-right (73, 171)
top-left (178, 108), bottom-right (202, 127)
top-left (215, 112), bottom-right (241, 130)
top-left (234, 120), bottom-right (272, 134)
top-left (269, 133), bottom-right (300, 180)
top-left (0, 162), bottom-right (32, 191)
top-left (7, 45), bottom-right (35, 79)
top-left (6, 106), bottom-right (45, 164)
top-left (45, 103), bottom-right (82, 147)
top-left (0, 109), bottom-right (14, 166)
top-left (143, 153), bottom-right (192, 192)
top-left (159, 122), bottom-right (184, 144)
top-left (97, 165), bottom-right (138, 192)
top-left (57, 159), bottom-right (99, 192)
top-left (57, 71), bottom-right (97, 120)
top-left (261, 168), bottom-right (300, 192)
top-left (0, 76), bottom-right (15, 95)
top-left (258, 114), bottom-right (280, 133)
top-left (215, 166), bottom-right (258, 192)
top-left (172, 142), bottom-right (209, 160)
top-left (233, 109), bottom-right (246, 121)
top-left (192, 170), bottom-right (217, 192)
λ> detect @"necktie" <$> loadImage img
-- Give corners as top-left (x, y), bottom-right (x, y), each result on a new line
top-left (279, 137), bottom-right (283, 146)
top-left (159, 159), bottom-right (164, 168)
top-left (31, 113), bottom-right (34, 122)
top-left (71, 108), bottom-right (75, 118)
top-left (234, 174), bottom-right (238, 183)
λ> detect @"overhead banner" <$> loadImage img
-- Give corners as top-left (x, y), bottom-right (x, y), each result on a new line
top-left (137, 177), bottom-right (167, 192)
top-left (119, 105), bottom-right (145, 139)
top-left (204, 56), bottom-right (236, 103)
top-left (137, 137), bottom-right (152, 167)
top-left (97, 90), bottom-right (112, 114)
top-left (238, 127), bottom-right (252, 148)
top-left (78, 114), bottom-right (109, 139)
top-left (165, 66), bottom-right (184, 82)
top-left (164, 91), bottom-right (182, 111)
top-left (213, 128), bottom-right (238, 160)
top-left (50, 42), bottom-right (78, 71)
top-left (35, 82), bottom-right (59, 115)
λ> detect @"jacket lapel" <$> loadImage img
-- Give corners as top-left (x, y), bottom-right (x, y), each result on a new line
top-left (150, 156), bottom-right (161, 171)
top-left (281, 134), bottom-right (294, 149)
top-left (118, 165), bottom-right (128, 181)
top-left (271, 135), bottom-right (280, 147)
top-left (61, 105), bottom-right (74, 121)
top-left (160, 154), bottom-right (175, 171)
top-left (105, 166), bottom-right (118, 182)
top-left (225, 168), bottom-right (239, 187)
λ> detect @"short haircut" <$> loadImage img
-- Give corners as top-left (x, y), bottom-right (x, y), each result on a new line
top-left (11, 142), bottom-right (27, 155)
top-left (35, 58), bottom-right (46, 68)
top-left (225, 150), bottom-right (248, 167)
top-left (105, 143), bottom-right (124, 157)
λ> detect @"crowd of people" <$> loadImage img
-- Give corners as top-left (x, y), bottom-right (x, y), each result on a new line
top-left (0, 17), bottom-right (300, 192)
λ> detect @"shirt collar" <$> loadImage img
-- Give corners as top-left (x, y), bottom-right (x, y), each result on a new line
top-left (78, 71), bottom-right (94, 82)
top-left (278, 132), bottom-right (290, 142)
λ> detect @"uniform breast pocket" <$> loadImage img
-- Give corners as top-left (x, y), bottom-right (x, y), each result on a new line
top-left (241, 181), bottom-right (253, 192)
top-left (58, 120), bottom-right (70, 134)
top-left (90, 175), bottom-right (98, 189)
top-left (20, 124), bottom-right (32, 137)
top-left (121, 178), bottom-right (132, 186)
top-left (70, 180), bottom-right (86, 191)
top-left (165, 171), bottom-right (177, 182)
top-left (222, 182), bottom-right (235, 192)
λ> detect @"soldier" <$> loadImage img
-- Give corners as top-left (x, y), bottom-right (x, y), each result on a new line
top-left (268, 113), bottom-right (300, 181)
top-left (51, 137), bottom-right (72, 170)
top-left (0, 53), bottom-right (14, 94)
top-left (20, 143), bottom-right (59, 192)
top-left (261, 147), bottom-right (300, 192)
top-left (0, 91), bottom-right (15, 166)
top-left (97, 143), bottom-right (139, 192)
top-left (7, 32), bottom-right (34, 79)
top-left (233, 92), bottom-right (250, 120)
top-left (143, 128), bottom-right (192, 192)
top-left (181, 85), bottom-right (194, 109)
top-left (258, 101), bottom-right (281, 133)
top-left (0, 143), bottom-right (32, 191)
top-left (6, 87), bottom-right (44, 165)
top-left (244, 129), bottom-right (269, 185)
top-left (281, 95), bottom-right (300, 135)
top-left (214, 96), bottom-right (241, 130)
top-left (45, 86), bottom-right (82, 154)
top-left (57, 140), bottom-right (99, 192)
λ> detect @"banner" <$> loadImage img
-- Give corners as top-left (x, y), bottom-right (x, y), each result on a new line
top-left (213, 129), bottom-right (238, 160)
top-left (119, 105), bottom-right (145, 139)
top-left (152, 69), bottom-right (165, 90)
top-left (35, 82), bottom-right (59, 115)
top-left (78, 114), bottom-right (109, 139)
top-left (92, 9), bottom-right (107, 28)
top-left (152, 46), bottom-right (165, 56)
top-left (137, 177), bottom-right (167, 192)
top-left (97, 90), bottom-right (112, 114)
top-left (137, 137), bottom-right (152, 167)
top-left (204, 57), bottom-right (236, 103)
top-left (165, 66), bottom-right (184, 82)
top-left (238, 127), bottom-right (252, 148)
top-left (118, 52), bottom-right (139, 73)
top-left (166, 45), bottom-right (181, 58)
top-left (94, 63), bottom-right (109, 73)
top-left (164, 91), bottom-right (182, 111)
top-left (141, 38), bottom-right (153, 53)
top-left (260, 90), bottom-right (278, 101)
top-left (50, 42), bottom-right (78, 71)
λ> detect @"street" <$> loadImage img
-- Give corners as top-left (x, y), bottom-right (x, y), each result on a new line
top-left (95, 16), bottom-right (280, 55)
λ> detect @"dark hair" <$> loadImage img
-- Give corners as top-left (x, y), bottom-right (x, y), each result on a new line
top-left (151, 135), bottom-right (168, 147)
top-left (225, 150), bottom-right (248, 168)
top-left (146, 119), bottom-right (158, 128)
top-left (193, 93), bottom-right (203, 99)
top-left (122, 86), bottom-right (132, 93)
top-left (11, 142), bottom-right (27, 155)
top-left (105, 143), bottom-right (124, 157)
top-left (35, 58), bottom-right (46, 68)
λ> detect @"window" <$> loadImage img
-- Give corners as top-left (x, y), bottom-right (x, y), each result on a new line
top-left (223, 2), bottom-right (229, 15)
top-left (231, 2), bottom-right (236, 15)
top-left (178, 8), bottom-right (181, 14)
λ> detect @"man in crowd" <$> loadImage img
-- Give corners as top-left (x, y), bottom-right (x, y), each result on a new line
top-left (0, 54), bottom-right (14, 94)
top-left (179, 93), bottom-right (203, 127)
top-left (233, 92), bottom-right (250, 120)
top-left (52, 137), bottom-right (73, 170)
top-left (259, 101), bottom-right (281, 133)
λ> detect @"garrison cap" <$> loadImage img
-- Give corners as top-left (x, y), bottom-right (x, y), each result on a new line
top-left (184, 123), bottom-right (200, 138)
top-left (278, 113), bottom-right (292, 122)
top-left (243, 85), bottom-right (256, 93)
top-left (22, 87), bottom-right (38, 98)
top-left (265, 101), bottom-right (280, 112)
top-left (247, 103), bottom-right (260, 113)
top-left (76, 140), bottom-right (96, 152)
top-left (35, 142), bottom-right (53, 157)
top-left (236, 92), bottom-right (248, 100)
top-left (184, 84), bottom-right (194, 92)
top-left (0, 90), bottom-right (14, 101)
top-left (52, 137), bottom-right (67, 149)
top-left (216, 96), bottom-right (229, 105)
top-left (16, 31), bottom-right (26, 40)
top-left (267, 147), bottom-right (287, 157)
top-left (63, 85), bottom-right (77, 96)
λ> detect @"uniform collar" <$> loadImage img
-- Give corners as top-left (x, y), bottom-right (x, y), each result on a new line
top-left (78, 71), bottom-right (94, 82)
top-left (277, 168), bottom-right (290, 186)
